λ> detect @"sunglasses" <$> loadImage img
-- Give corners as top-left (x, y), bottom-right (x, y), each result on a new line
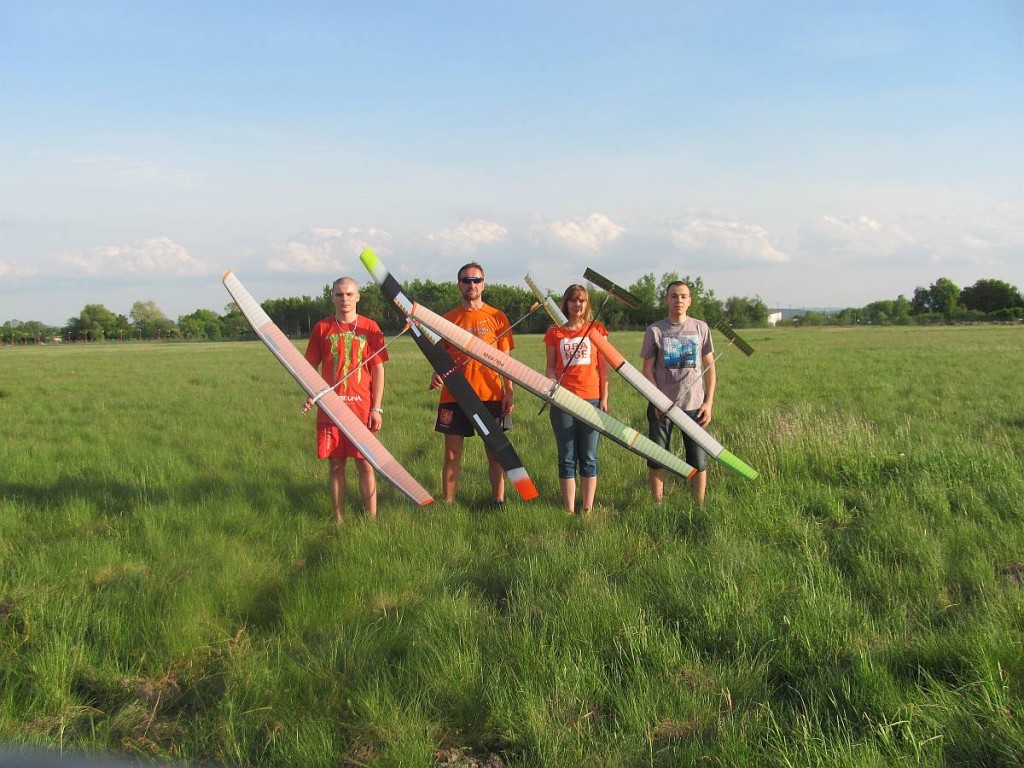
top-left (459, 276), bottom-right (484, 284)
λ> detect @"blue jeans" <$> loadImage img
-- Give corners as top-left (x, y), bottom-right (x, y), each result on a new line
top-left (549, 401), bottom-right (600, 479)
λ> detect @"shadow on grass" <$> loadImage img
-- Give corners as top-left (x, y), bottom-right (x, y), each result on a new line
top-left (0, 473), bottom-right (326, 520)
top-left (239, 532), bottom-right (337, 632)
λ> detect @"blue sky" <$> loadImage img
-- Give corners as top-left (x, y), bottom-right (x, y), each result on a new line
top-left (2, 1), bottom-right (1022, 326)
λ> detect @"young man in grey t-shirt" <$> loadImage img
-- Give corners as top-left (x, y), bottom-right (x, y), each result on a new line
top-left (640, 281), bottom-right (716, 504)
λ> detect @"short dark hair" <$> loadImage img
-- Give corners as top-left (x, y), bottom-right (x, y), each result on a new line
top-left (457, 262), bottom-right (485, 280)
top-left (665, 280), bottom-right (690, 293)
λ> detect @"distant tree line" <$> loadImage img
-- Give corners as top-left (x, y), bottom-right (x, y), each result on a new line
top-left (788, 277), bottom-right (1024, 326)
top-left (297, 271), bottom-right (769, 336)
top-left (3, 274), bottom-right (1020, 344)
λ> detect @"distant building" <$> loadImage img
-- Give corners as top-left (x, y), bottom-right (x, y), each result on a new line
top-left (767, 309), bottom-right (783, 327)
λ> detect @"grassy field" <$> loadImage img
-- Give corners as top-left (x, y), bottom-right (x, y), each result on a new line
top-left (1, 325), bottom-right (1023, 767)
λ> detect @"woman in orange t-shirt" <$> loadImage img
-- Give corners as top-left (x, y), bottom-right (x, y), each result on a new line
top-left (544, 284), bottom-right (609, 514)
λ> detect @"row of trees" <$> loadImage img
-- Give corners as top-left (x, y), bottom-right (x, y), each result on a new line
top-left (790, 277), bottom-right (1024, 326)
top-left (2, 301), bottom-right (254, 344)
top-left (2, 271), bottom-right (768, 344)
top-left (245, 272), bottom-right (769, 337)
top-left (4, 274), bottom-right (1020, 344)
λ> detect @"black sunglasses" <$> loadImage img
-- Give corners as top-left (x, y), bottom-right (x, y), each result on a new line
top-left (459, 276), bottom-right (484, 284)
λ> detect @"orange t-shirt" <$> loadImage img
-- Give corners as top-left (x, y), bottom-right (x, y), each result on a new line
top-left (544, 323), bottom-right (608, 400)
top-left (440, 304), bottom-right (513, 404)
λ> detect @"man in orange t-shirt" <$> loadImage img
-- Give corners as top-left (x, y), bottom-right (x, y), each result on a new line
top-left (430, 262), bottom-right (515, 505)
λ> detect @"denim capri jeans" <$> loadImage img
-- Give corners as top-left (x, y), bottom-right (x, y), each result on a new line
top-left (549, 400), bottom-right (601, 479)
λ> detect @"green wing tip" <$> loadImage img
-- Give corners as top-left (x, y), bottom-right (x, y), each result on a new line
top-left (718, 450), bottom-right (759, 480)
top-left (359, 247), bottom-right (377, 263)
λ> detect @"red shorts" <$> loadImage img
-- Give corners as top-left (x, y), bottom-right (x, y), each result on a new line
top-left (316, 422), bottom-right (373, 460)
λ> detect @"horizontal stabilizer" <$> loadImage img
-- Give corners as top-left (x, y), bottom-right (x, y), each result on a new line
top-left (713, 320), bottom-right (755, 356)
top-left (582, 268), bottom-right (642, 309)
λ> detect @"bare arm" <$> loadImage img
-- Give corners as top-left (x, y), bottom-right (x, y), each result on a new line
top-left (502, 375), bottom-right (515, 415)
top-left (696, 351), bottom-right (715, 426)
top-left (597, 339), bottom-right (610, 412)
top-left (642, 355), bottom-right (656, 385)
top-left (545, 342), bottom-right (558, 380)
top-left (642, 356), bottom-right (662, 419)
top-left (502, 323), bottom-right (515, 414)
top-left (368, 362), bottom-right (385, 431)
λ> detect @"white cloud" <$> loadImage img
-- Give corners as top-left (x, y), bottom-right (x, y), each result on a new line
top-left (490, 211), bottom-right (789, 295)
top-left (58, 237), bottom-right (209, 276)
top-left (799, 213), bottom-right (913, 260)
top-left (667, 215), bottom-right (790, 263)
top-left (923, 205), bottom-right (1024, 262)
top-left (798, 205), bottom-right (1024, 268)
top-left (0, 260), bottom-right (39, 278)
top-left (541, 212), bottom-right (626, 251)
top-left (427, 220), bottom-right (509, 253)
top-left (267, 227), bottom-right (392, 272)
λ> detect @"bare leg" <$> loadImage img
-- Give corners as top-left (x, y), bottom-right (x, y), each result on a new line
top-left (648, 467), bottom-right (666, 504)
top-left (689, 470), bottom-right (707, 505)
top-left (485, 446), bottom-right (505, 503)
top-left (442, 434), bottom-right (465, 503)
top-left (329, 456), bottom-right (347, 524)
top-left (355, 458), bottom-right (377, 519)
top-left (580, 476), bottom-right (597, 512)
top-left (559, 477), bottom-right (576, 514)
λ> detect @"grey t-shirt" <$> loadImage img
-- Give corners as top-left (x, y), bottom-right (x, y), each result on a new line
top-left (640, 317), bottom-right (713, 410)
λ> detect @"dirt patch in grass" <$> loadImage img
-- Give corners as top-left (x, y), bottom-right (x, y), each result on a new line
top-left (434, 746), bottom-right (506, 767)
top-left (997, 562), bottom-right (1024, 586)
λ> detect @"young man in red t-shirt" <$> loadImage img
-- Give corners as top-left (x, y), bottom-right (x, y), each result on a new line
top-left (305, 277), bottom-right (387, 523)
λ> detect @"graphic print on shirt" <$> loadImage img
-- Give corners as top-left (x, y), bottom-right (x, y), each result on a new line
top-left (329, 331), bottom-right (370, 400)
top-left (468, 323), bottom-right (491, 340)
top-left (559, 335), bottom-right (592, 368)
top-left (662, 335), bottom-right (700, 370)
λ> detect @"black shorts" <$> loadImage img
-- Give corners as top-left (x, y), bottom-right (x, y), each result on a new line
top-left (646, 403), bottom-right (708, 472)
top-left (435, 401), bottom-right (508, 438)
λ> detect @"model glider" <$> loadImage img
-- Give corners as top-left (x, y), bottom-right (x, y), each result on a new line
top-left (670, 319), bottom-right (756, 407)
top-left (389, 295), bottom-right (697, 482)
top-left (359, 248), bottom-right (539, 501)
top-left (222, 270), bottom-right (434, 507)
top-left (527, 273), bottom-right (758, 480)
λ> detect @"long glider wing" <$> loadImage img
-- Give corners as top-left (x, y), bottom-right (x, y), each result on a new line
top-left (223, 270), bottom-right (434, 506)
top-left (397, 297), bottom-right (697, 482)
top-left (359, 249), bottom-right (539, 501)
top-left (526, 274), bottom-right (758, 481)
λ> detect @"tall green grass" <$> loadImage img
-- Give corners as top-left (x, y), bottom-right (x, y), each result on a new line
top-left (1, 325), bottom-right (1023, 766)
